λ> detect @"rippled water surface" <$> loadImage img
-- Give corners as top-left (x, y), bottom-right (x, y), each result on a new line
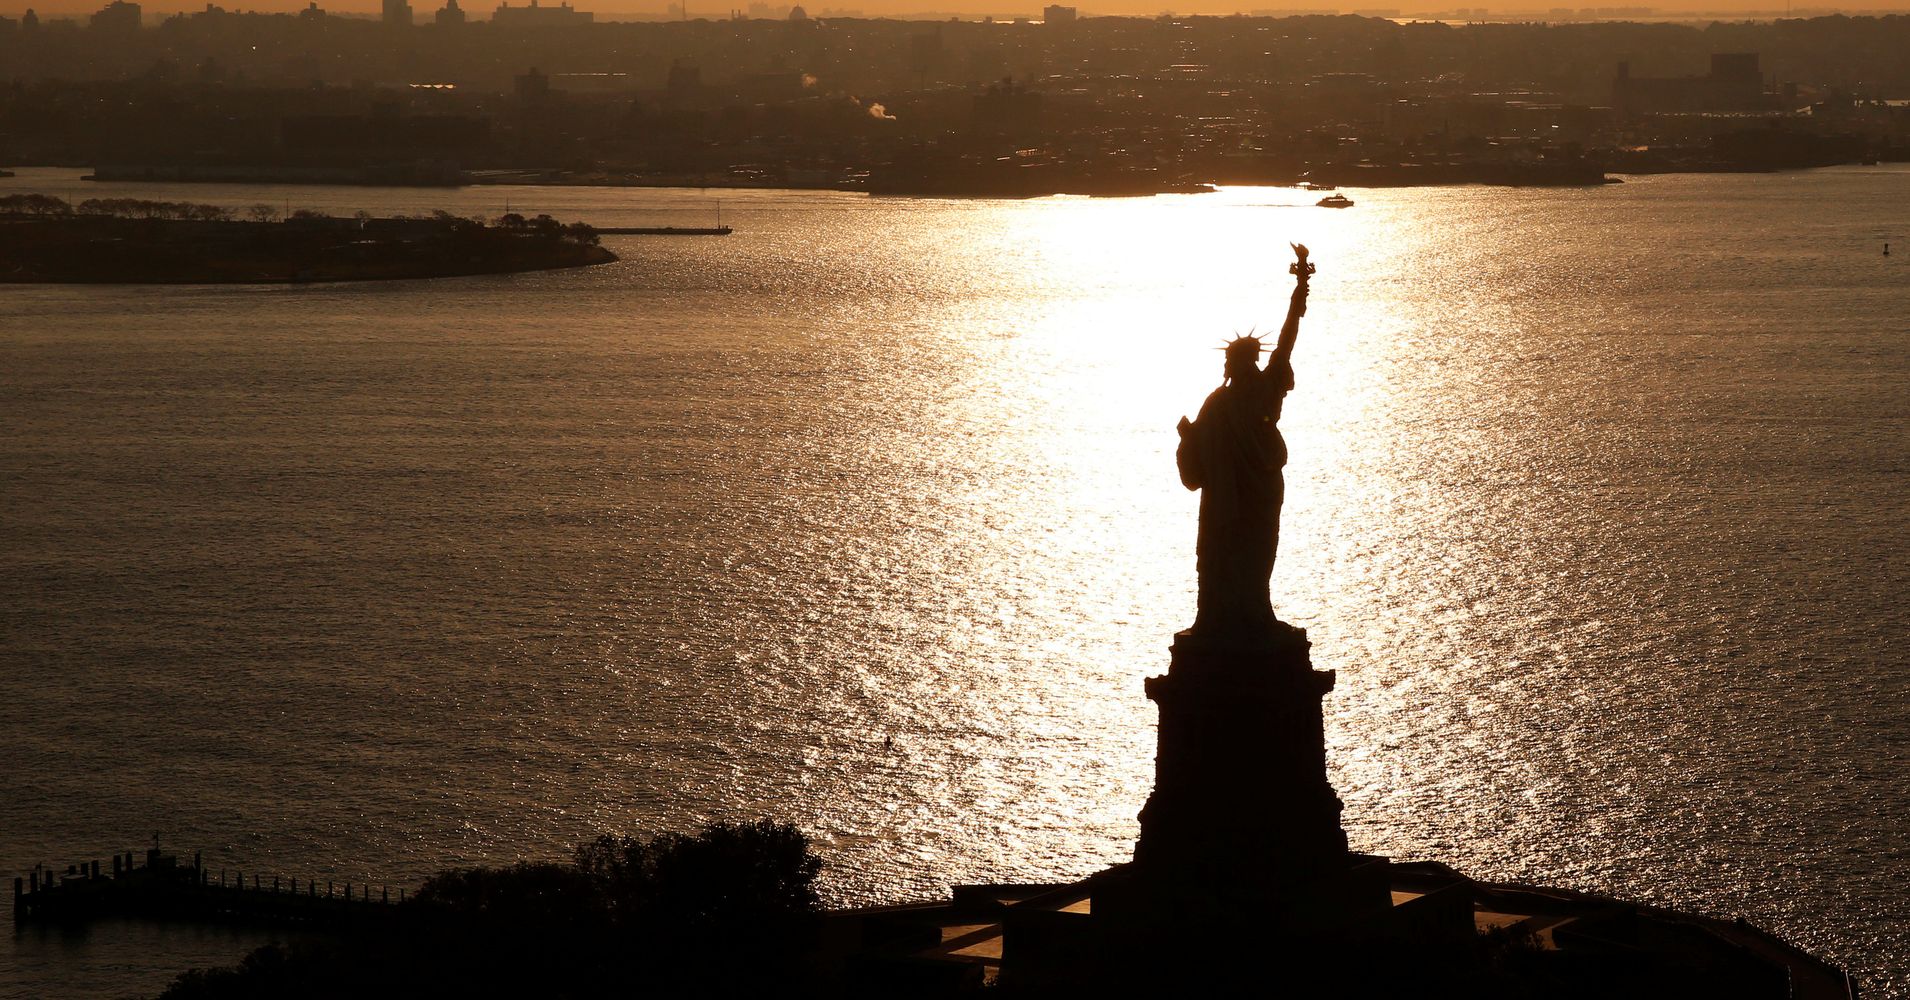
top-left (3, 167), bottom-right (1906, 997)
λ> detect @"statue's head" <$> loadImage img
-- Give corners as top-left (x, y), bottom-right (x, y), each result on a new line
top-left (1223, 335), bottom-right (1263, 382)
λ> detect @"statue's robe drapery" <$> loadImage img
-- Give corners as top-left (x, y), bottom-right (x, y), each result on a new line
top-left (1177, 354), bottom-right (1293, 635)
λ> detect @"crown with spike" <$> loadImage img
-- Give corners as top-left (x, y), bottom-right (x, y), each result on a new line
top-left (1221, 327), bottom-right (1265, 374)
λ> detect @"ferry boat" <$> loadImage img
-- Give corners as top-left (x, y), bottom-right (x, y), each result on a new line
top-left (1316, 193), bottom-right (1355, 208)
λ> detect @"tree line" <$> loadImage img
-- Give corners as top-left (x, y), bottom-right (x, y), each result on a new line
top-left (159, 820), bottom-right (824, 999)
top-left (0, 193), bottom-right (238, 220)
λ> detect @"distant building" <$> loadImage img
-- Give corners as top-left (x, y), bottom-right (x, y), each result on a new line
top-left (20, 8), bottom-right (38, 29)
top-left (1042, 4), bottom-right (1075, 23)
top-left (280, 111), bottom-right (489, 160)
top-left (382, 0), bottom-right (413, 25)
top-left (1614, 53), bottom-right (1771, 115)
top-left (787, 4), bottom-right (806, 19)
top-left (491, 0), bottom-right (592, 26)
top-left (297, 2), bottom-right (326, 21)
top-left (514, 66), bottom-right (550, 101)
top-left (435, 0), bottom-right (465, 25)
top-left (973, 77), bottom-right (1041, 133)
top-left (667, 59), bottom-right (701, 90)
top-left (90, 0), bottom-right (141, 32)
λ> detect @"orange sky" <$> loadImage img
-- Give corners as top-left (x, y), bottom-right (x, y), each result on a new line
top-left (10, 0), bottom-right (1908, 17)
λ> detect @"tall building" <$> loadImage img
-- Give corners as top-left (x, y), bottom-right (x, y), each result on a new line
top-left (491, 0), bottom-right (592, 25)
top-left (382, 0), bottom-right (413, 26)
top-left (1613, 53), bottom-right (1771, 115)
top-left (435, 0), bottom-right (465, 25)
top-left (1042, 4), bottom-right (1076, 23)
top-left (90, 0), bottom-right (142, 32)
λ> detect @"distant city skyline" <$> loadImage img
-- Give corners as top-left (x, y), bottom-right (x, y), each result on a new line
top-left (8, 0), bottom-right (1910, 19)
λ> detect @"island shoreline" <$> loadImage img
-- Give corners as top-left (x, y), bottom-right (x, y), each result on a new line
top-left (0, 208), bottom-right (617, 285)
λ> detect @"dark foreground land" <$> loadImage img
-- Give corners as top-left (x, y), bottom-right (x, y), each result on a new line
top-left (0, 201), bottom-right (614, 284)
top-left (17, 824), bottom-right (1854, 999)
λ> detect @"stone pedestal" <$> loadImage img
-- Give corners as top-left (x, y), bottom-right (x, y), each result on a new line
top-left (990, 623), bottom-right (1474, 990)
top-left (1133, 625), bottom-right (1353, 894)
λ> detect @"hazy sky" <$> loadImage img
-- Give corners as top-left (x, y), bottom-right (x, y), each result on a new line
top-left (12, 0), bottom-right (1910, 18)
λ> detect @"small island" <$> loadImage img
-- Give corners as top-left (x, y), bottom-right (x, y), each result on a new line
top-left (0, 194), bottom-right (616, 284)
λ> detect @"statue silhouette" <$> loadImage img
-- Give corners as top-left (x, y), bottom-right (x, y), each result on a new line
top-left (1176, 244), bottom-right (1313, 638)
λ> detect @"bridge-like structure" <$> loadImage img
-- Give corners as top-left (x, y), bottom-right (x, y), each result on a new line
top-left (13, 845), bottom-right (402, 927)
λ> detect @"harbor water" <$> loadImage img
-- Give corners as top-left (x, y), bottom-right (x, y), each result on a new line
top-left (2, 167), bottom-right (1906, 997)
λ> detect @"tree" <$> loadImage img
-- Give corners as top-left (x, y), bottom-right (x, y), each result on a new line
top-left (0, 193), bottom-right (73, 215)
top-left (575, 819), bottom-right (821, 938)
top-left (427, 208), bottom-right (478, 233)
top-left (161, 821), bottom-right (826, 999)
top-left (247, 204), bottom-right (280, 223)
top-left (412, 862), bottom-right (603, 930)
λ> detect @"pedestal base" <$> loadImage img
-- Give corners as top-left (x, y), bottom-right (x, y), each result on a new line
top-left (997, 858), bottom-right (1476, 992)
top-left (1132, 625), bottom-right (1352, 896)
top-left (993, 623), bottom-right (1449, 988)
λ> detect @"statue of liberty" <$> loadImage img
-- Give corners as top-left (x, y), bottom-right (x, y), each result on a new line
top-left (1175, 243), bottom-right (1313, 638)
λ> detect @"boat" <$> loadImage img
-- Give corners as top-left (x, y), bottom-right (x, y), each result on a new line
top-left (1316, 193), bottom-right (1354, 208)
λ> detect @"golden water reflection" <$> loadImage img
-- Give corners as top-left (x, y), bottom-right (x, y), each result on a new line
top-left (765, 178), bottom-right (1904, 974)
top-left (2, 169), bottom-right (1904, 986)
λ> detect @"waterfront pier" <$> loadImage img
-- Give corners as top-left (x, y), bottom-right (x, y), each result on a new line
top-left (13, 842), bottom-right (402, 928)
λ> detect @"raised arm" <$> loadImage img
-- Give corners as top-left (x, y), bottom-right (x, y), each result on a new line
top-left (1267, 243), bottom-right (1313, 373)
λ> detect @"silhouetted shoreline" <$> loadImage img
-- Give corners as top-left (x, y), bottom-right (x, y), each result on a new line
top-left (31, 157), bottom-right (1908, 199)
top-left (59, 160), bottom-right (1618, 195)
top-left (0, 205), bottom-right (615, 284)
top-left (18, 831), bottom-right (1857, 997)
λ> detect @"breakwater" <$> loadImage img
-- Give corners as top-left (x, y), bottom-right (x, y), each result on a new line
top-left (596, 225), bottom-right (733, 236)
top-left (13, 846), bottom-right (402, 928)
